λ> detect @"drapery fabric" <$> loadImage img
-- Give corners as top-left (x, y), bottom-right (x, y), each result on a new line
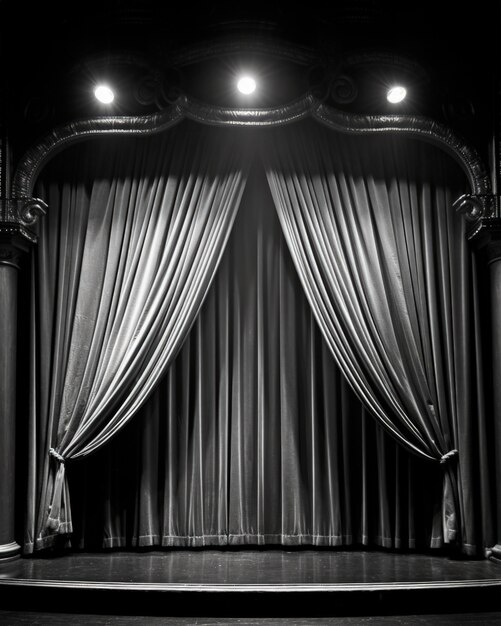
top-left (68, 164), bottom-right (443, 551)
top-left (27, 120), bottom-right (494, 556)
top-left (26, 122), bottom-right (250, 552)
top-left (264, 121), bottom-right (490, 553)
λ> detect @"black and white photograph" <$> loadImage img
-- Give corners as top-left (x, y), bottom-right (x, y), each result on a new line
top-left (0, 1), bottom-right (500, 623)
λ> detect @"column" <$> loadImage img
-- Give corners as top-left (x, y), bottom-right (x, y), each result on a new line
top-left (0, 238), bottom-right (25, 560)
top-left (0, 200), bottom-right (45, 561)
top-left (471, 217), bottom-right (501, 560)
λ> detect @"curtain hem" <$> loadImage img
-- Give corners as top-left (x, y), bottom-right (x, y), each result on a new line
top-left (95, 534), bottom-right (444, 550)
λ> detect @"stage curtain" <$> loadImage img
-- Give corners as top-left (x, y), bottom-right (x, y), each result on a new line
top-left (26, 122), bottom-right (249, 552)
top-left (69, 163), bottom-right (444, 551)
top-left (264, 121), bottom-right (491, 554)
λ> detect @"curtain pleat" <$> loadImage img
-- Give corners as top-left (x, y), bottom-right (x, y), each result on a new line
top-left (27, 122), bottom-right (249, 552)
top-left (68, 163), bottom-right (444, 551)
top-left (263, 120), bottom-right (491, 553)
top-left (28, 121), bottom-right (495, 557)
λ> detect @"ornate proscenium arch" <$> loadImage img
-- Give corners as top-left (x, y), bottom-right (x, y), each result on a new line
top-left (13, 92), bottom-right (492, 237)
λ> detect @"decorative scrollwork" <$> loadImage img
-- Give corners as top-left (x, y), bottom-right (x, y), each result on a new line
top-left (134, 76), bottom-right (159, 106)
top-left (311, 103), bottom-right (491, 199)
top-left (330, 75), bottom-right (358, 104)
top-left (12, 101), bottom-right (186, 197)
top-left (453, 194), bottom-right (491, 220)
top-left (20, 198), bottom-right (47, 225)
top-left (0, 197), bottom-right (48, 244)
top-left (12, 91), bottom-right (491, 241)
top-left (453, 194), bottom-right (499, 239)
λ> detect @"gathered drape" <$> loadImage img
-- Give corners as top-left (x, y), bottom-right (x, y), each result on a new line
top-left (27, 122), bottom-right (249, 552)
top-left (68, 164), bottom-right (443, 551)
top-left (264, 121), bottom-right (488, 552)
top-left (26, 120), bottom-right (494, 556)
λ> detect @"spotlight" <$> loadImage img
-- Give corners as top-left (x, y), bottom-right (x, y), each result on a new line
top-left (94, 84), bottom-right (115, 104)
top-left (386, 86), bottom-right (407, 104)
top-left (237, 76), bottom-right (256, 95)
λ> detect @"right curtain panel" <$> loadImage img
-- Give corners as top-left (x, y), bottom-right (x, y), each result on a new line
top-left (264, 119), bottom-right (493, 554)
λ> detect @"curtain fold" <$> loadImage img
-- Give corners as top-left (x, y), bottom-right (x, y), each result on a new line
top-left (264, 121), bottom-right (487, 552)
top-left (68, 163), bottom-right (443, 551)
top-left (27, 122), bottom-right (250, 552)
top-left (27, 120), bottom-right (494, 556)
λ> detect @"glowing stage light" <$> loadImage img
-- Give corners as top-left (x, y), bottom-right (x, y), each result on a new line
top-left (386, 86), bottom-right (407, 103)
top-left (94, 85), bottom-right (115, 104)
top-left (237, 76), bottom-right (256, 95)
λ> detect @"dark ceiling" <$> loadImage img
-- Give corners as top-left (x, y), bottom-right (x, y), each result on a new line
top-left (2, 0), bottom-right (499, 165)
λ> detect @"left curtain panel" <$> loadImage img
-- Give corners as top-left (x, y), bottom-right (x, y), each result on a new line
top-left (26, 121), bottom-right (250, 552)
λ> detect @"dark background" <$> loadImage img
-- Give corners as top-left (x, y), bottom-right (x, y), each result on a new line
top-left (2, 0), bottom-right (499, 168)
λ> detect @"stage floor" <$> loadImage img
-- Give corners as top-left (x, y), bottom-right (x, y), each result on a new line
top-left (0, 549), bottom-right (500, 590)
top-left (0, 549), bottom-right (500, 618)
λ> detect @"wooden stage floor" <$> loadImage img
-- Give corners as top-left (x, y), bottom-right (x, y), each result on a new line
top-left (0, 549), bottom-right (500, 618)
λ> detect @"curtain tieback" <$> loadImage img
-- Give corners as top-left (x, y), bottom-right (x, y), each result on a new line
top-left (49, 448), bottom-right (65, 464)
top-left (440, 449), bottom-right (458, 464)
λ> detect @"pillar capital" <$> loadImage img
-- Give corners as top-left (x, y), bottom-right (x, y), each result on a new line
top-left (454, 193), bottom-right (500, 241)
top-left (0, 197), bottom-right (47, 247)
top-left (469, 216), bottom-right (501, 264)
